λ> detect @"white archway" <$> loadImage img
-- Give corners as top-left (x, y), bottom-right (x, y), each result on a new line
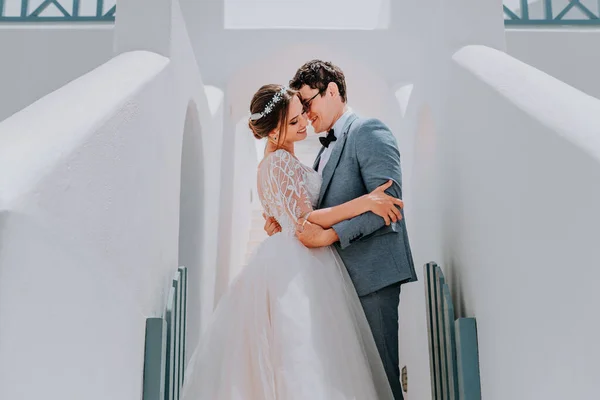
top-left (178, 100), bottom-right (205, 363)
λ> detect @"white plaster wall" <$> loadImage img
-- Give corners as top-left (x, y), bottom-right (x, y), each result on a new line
top-left (0, 51), bottom-right (174, 400)
top-left (200, 85), bottom-right (225, 333)
top-left (395, 2), bottom-right (506, 398)
top-left (395, 91), bottom-right (446, 400)
top-left (11, 1), bottom-right (600, 397)
top-left (170, 0), bottom-right (224, 351)
top-left (393, 85), bottom-right (444, 400)
top-left (506, 29), bottom-right (600, 100)
top-left (443, 45), bottom-right (600, 399)
top-left (0, 25), bottom-right (114, 122)
top-left (114, 0), bottom-right (223, 355)
top-left (0, 0), bottom-right (221, 396)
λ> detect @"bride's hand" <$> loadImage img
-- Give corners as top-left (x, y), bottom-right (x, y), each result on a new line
top-left (362, 180), bottom-right (404, 225)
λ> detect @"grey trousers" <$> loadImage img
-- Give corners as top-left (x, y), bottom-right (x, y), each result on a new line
top-left (359, 282), bottom-right (403, 400)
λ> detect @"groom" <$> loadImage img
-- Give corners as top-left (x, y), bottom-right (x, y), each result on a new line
top-left (264, 60), bottom-right (417, 399)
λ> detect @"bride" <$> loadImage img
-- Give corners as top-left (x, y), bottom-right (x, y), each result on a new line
top-left (181, 84), bottom-right (404, 400)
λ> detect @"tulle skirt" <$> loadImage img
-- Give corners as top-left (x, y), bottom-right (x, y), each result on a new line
top-left (181, 233), bottom-right (393, 400)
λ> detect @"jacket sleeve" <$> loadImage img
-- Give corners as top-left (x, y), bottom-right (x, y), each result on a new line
top-left (332, 118), bottom-right (404, 249)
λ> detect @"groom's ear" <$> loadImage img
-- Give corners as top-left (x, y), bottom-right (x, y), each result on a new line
top-left (327, 82), bottom-right (340, 98)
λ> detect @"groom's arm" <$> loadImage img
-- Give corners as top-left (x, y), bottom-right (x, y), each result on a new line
top-left (332, 119), bottom-right (403, 249)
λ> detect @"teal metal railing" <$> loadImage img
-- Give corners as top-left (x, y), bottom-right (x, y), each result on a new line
top-left (424, 262), bottom-right (481, 400)
top-left (2, 1), bottom-right (597, 26)
top-left (504, 0), bottom-right (600, 25)
top-left (0, 0), bottom-right (115, 22)
top-left (143, 266), bottom-right (188, 400)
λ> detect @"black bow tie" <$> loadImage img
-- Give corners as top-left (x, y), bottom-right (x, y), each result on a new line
top-left (319, 129), bottom-right (337, 148)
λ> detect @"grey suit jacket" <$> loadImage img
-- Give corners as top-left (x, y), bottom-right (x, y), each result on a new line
top-left (314, 113), bottom-right (417, 296)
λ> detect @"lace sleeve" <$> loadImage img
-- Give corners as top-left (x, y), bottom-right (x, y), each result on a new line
top-left (258, 150), bottom-right (313, 229)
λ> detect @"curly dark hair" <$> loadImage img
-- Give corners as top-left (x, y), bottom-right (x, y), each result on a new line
top-left (289, 60), bottom-right (347, 103)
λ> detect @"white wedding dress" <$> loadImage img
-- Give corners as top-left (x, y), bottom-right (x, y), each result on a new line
top-left (181, 149), bottom-right (393, 400)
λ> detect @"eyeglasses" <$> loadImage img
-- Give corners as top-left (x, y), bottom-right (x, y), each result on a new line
top-left (302, 90), bottom-right (324, 113)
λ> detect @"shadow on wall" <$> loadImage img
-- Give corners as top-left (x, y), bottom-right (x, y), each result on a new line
top-left (393, 82), bottom-right (417, 205)
top-left (178, 100), bottom-right (205, 364)
top-left (505, 29), bottom-right (600, 101)
top-left (395, 83), bottom-right (415, 119)
top-left (0, 26), bottom-right (114, 123)
top-left (396, 100), bottom-right (445, 400)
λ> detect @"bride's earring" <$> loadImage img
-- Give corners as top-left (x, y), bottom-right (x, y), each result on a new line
top-left (269, 134), bottom-right (278, 144)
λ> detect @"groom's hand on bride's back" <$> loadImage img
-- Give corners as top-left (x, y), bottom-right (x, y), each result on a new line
top-left (364, 180), bottom-right (404, 225)
top-left (263, 213), bottom-right (282, 236)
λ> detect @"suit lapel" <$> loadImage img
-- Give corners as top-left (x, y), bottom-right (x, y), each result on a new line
top-left (313, 146), bottom-right (325, 171)
top-left (318, 113), bottom-right (358, 206)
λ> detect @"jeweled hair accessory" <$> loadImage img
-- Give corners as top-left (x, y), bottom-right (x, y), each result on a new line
top-left (249, 86), bottom-right (288, 121)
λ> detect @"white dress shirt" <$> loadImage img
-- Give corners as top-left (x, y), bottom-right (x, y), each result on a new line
top-left (318, 107), bottom-right (353, 175)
